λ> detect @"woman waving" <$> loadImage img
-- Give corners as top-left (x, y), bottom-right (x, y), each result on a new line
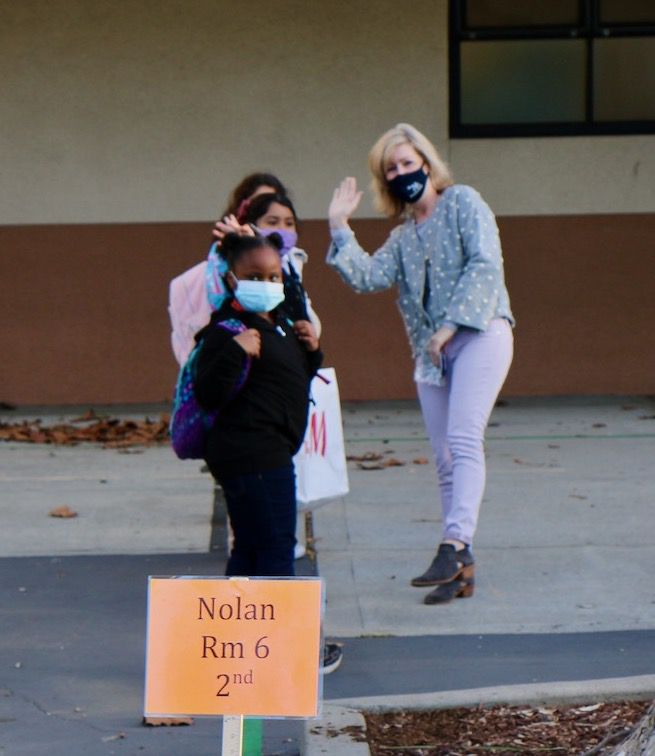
top-left (327, 123), bottom-right (514, 605)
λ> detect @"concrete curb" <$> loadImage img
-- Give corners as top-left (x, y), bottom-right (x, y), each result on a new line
top-left (302, 704), bottom-right (370, 755)
top-left (302, 676), bottom-right (655, 755)
top-left (331, 674), bottom-right (655, 712)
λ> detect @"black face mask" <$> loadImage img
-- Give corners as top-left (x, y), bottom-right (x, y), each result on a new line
top-left (387, 166), bottom-right (429, 204)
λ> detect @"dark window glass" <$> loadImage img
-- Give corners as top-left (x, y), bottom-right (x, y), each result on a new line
top-left (594, 37), bottom-right (655, 120)
top-left (451, 0), bottom-right (655, 136)
top-left (599, 0), bottom-right (655, 26)
top-left (465, 0), bottom-right (580, 29)
top-left (461, 40), bottom-right (586, 124)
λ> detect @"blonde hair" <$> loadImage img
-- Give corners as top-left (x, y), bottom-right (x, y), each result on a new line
top-left (368, 123), bottom-right (453, 218)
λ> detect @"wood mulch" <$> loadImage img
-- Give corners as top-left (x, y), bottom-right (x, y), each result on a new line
top-left (0, 410), bottom-right (170, 448)
top-left (364, 700), bottom-right (651, 755)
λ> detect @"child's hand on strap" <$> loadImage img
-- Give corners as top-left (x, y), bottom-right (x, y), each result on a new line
top-left (234, 329), bottom-right (261, 358)
top-left (293, 320), bottom-right (319, 352)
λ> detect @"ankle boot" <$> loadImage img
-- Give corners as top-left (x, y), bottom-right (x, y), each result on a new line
top-left (411, 543), bottom-right (474, 587)
top-left (423, 565), bottom-right (475, 605)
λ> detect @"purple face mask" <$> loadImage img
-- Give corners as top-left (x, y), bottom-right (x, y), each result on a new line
top-left (257, 227), bottom-right (298, 257)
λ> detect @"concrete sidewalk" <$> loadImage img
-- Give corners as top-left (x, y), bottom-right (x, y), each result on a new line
top-left (316, 395), bottom-right (655, 637)
top-left (1, 396), bottom-right (655, 755)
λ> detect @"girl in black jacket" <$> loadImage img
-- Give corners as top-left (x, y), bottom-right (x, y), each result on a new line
top-left (195, 233), bottom-right (322, 577)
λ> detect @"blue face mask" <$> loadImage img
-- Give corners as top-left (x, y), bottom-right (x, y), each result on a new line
top-left (387, 166), bottom-right (429, 204)
top-left (234, 280), bottom-right (285, 312)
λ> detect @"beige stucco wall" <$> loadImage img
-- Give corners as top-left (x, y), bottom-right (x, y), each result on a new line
top-left (0, 0), bottom-right (447, 225)
top-left (1, 0), bottom-right (654, 231)
top-left (3, 0), bottom-right (653, 228)
top-left (450, 136), bottom-right (655, 216)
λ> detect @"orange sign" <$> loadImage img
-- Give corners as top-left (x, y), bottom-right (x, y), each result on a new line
top-left (144, 577), bottom-right (323, 718)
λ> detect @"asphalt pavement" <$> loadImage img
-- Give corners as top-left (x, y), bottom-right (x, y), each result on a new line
top-left (1, 396), bottom-right (654, 755)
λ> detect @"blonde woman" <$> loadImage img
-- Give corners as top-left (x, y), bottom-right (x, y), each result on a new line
top-left (327, 123), bottom-right (514, 605)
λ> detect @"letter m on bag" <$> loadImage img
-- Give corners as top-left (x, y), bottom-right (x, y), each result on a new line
top-left (304, 411), bottom-right (327, 456)
top-left (294, 368), bottom-right (349, 505)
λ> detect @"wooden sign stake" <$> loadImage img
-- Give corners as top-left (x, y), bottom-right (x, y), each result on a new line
top-left (222, 715), bottom-right (243, 755)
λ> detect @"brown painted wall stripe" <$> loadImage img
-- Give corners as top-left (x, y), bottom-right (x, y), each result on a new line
top-left (1, 214), bottom-right (654, 406)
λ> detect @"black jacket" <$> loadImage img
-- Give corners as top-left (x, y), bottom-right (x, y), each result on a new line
top-left (194, 300), bottom-right (322, 478)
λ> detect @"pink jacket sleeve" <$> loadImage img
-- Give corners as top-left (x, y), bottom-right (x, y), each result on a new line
top-left (168, 260), bottom-right (213, 366)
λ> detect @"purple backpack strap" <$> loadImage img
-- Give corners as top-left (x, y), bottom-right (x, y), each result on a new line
top-left (169, 316), bottom-right (251, 460)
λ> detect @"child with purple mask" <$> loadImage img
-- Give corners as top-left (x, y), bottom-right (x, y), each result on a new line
top-left (242, 192), bottom-right (321, 331)
top-left (168, 174), bottom-right (320, 367)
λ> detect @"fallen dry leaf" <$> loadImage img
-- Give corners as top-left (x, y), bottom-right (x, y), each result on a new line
top-left (577, 703), bottom-right (602, 713)
top-left (512, 458), bottom-right (558, 468)
top-left (143, 716), bottom-right (193, 727)
top-left (365, 700), bottom-right (650, 756)
top-left (0, 415), bottom-right (170, 449)
top-left (413, 457), bottom-right (429, 465)
top-left (357, 457), bottom-right (406, 471)
top-left (347, 452), bottom-right (384, 462)
top-left (71, 409), bottom-right (101, 423)
top-left (49, 506), bottom-right (78, 519)
top-left (101, 732), bottom-right (126, 742)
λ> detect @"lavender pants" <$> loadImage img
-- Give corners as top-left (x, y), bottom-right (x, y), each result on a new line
top-left (417, 318), bottom-right (513, 546)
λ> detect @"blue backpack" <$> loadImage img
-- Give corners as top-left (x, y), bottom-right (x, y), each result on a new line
top-left (170, 318), bottom-right (251, 460)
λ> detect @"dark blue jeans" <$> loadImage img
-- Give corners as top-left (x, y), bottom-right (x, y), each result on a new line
top-left (219, 465), bottom-right (297, 577)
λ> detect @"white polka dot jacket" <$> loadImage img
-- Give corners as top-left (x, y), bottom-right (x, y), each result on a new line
top-left (327, 184), bottom-right (514, 365)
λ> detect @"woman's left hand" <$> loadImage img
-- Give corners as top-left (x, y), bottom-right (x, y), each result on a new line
top-left (293, 320), bottom-right (319, 352)
top-left (427, 325), bottom-right (456, 366)
top-left (329, 177), bottom-right (363, 229)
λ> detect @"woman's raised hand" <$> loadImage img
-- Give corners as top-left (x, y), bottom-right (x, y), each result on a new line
top-left (329, 177), bottom-right (363, 230)
top-left (212, 214), bottom-right (256, 242)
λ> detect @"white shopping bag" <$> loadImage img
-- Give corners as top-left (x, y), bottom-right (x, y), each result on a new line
top-left (294, 367), bottom-right (349, 509)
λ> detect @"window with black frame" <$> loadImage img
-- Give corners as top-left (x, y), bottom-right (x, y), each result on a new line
top-left (449, 0), bottom-right (655, 137)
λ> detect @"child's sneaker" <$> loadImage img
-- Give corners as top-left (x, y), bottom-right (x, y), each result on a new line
top-left (321, 642), bottom-right (343, 674)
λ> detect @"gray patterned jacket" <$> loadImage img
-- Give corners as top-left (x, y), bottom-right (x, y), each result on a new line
top-left (326, 184), bottom-right (514, 361)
